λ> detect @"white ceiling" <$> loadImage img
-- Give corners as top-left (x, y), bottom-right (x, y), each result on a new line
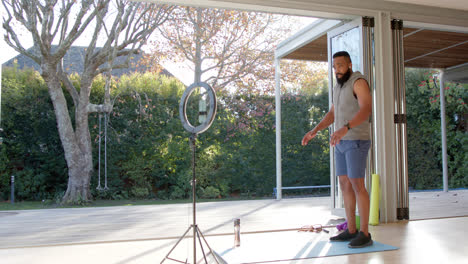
top-left (152, 0), bottom-right (468, 27)
top-left (386, 0), bottom-right (468, 11)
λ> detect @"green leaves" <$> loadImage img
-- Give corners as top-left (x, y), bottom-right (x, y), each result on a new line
top-left (0, 67), bottom-right (67, 201)
top-left (406, 69), bottom-right (467, 190)
top-left (8, 66), bottom-right (464, 201)
top-left (0, 66), bottom-right (332, 201)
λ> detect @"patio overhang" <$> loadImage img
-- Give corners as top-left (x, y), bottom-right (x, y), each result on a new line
top-left (278, 20), bottom-right (468, 82)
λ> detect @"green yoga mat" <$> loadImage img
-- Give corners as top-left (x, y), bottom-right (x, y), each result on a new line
top-left (213, 231), bottom-right (398, 263)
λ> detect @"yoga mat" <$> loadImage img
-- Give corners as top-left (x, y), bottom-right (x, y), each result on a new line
top-left (214, 231), bottom-right (398, 263)
top-left (369, 173), bottom-right (380, 225)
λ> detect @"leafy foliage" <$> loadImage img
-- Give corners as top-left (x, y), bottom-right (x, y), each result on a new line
top-left (1, 67), bottom-right (332, 200)
top-left (406, 69), bottom-right (467, 189)
top-left (0, 67), bottom-right (68, 200)
top-left (2, 67), bottom-right (465, 201)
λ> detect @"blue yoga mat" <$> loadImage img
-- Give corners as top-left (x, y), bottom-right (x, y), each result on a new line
top-left (296, 240), bottom-right (398, 258)
top-left (213, 231), bottom-right (398, 263)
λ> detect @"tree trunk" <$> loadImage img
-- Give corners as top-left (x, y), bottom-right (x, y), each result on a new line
top-left (42, 65), bottom-right (93, 204)
top-left (62, 105), bottom-right (93, 203)
top-left (62, 159), bottom-right (93, 203)
top-left (194, 8), bottom-right (202, 84)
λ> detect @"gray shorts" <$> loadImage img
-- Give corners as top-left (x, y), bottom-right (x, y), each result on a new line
top-left (334, 140), bottom-right (371, 178)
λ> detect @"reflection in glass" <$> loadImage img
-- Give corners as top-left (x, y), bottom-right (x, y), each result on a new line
top-left (187, 87), bottom-right (210, 127)
top-left (330, 26), bottom-right (362, 210)
top-left (331, 27), bottom-right (362, 89)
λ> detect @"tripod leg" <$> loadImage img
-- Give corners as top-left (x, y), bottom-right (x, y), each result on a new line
top-left (161, 226), bottom-right (193, 264)
top-left (196, 227), bottom-right (220, 264)
top-left (195, 227), bottom-right (209, 264)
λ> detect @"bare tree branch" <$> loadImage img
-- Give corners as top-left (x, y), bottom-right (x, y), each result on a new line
top-left (2, 1), bottom-right (41, 63)
top-left (153, 7), bottom-right (282, 92)
top-left (53, 0), bottom-right (106, 62)
top-left (58, 62), bottom-right (79, 107)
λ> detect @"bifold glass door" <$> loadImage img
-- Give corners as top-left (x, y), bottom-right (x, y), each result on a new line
top-left (327, 17), bottom-right (375, 215)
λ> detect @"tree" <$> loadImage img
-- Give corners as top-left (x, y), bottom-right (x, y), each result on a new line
top-left (2, 0), bottom-right (173, 203)
top-left (280, 60), bottom-right (328, 96)
top-left (147, 6), bottom-right (295, 94)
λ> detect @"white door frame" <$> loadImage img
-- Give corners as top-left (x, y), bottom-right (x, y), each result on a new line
top-left (274, 11), bottom-right (397, 223)
top-left (326, 17), bottom-right (370, 217)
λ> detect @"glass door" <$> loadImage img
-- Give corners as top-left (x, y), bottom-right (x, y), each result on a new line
top-left (327, 17), bottom-right (374, 216)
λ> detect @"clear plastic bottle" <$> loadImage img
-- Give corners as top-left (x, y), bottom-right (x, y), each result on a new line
top-left (234, 218), bottom-right (240, 247)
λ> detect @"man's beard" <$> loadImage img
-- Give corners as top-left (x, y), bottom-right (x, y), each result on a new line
top-left (336, 68), bottom-right (352, 87)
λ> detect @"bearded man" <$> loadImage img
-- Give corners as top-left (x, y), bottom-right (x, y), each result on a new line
top-left (302, 51), bottom-right (373, 248)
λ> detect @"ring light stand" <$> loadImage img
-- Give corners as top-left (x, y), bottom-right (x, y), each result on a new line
top-left (161, 82), bottom-right (220, 264)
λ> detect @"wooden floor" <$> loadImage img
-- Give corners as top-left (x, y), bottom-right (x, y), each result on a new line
top-left (208, 217), bottom-right (468, 264)
top-left (285, 216), bottom-right (468, 264)
top-left (409, 189), bottom-right (468, 220)
top-left (0, 190), bottom-right (467, 264)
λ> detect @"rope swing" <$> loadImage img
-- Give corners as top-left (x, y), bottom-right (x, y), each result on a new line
top-left (96, 112), bottom-right (109, 191)
top-left (95, 12), bottom-right (120, 192)
top-left (97, 113), bottom-right (102, 190)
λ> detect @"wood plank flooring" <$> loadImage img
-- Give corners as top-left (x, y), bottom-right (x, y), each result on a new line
top-left (0, 190), bottom-right (467, 263)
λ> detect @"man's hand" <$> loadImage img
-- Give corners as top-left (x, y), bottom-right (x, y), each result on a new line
top-left (302, 129), bottom-right (318, 146)
top-left (330, 127), bottom-right (348, 147)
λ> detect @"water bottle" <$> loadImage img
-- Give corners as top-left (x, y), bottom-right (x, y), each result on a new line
top-left (234, 218), bottom-right (240, 247)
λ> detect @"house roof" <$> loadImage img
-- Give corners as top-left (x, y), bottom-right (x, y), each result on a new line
top-left (402, 28), bottom-right (468, 69)
top-left (2, 46), bottom-right (174, 78)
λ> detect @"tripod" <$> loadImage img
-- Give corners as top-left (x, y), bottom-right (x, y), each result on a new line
top-left (161, 134), bottom-right (220, 264)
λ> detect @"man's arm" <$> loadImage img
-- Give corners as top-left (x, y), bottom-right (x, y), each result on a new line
top-left (348, 79), bottom-right (372, 129)
top-left (329, 78), bottom-right (372, 146)
top-left (301, 105), bottom-right (334, 146)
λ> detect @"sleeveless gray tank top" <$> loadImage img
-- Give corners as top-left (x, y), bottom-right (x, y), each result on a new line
top-left (333, 71), bottom-right (371, 140)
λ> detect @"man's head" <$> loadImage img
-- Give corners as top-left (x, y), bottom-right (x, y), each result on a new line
top-left (333, 51), bottom-right (352, 86)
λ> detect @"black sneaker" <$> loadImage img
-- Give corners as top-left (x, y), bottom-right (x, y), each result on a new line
top-left (330, 229), bottom-right (359, 241)
top-left (348, 231), bottom-right (373, 248)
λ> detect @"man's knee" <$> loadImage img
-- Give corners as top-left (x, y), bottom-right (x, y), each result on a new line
top-left (349, 178), bottom-right (367, 193)
top-left (338, 176), bottom-right (353, 191)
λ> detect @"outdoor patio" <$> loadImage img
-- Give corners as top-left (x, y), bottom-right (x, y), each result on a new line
top-left (0, 189), bottom-right (467, 263)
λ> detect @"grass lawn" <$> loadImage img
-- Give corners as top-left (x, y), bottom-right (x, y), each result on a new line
top-left (0, 197), bottom-right (261, 211)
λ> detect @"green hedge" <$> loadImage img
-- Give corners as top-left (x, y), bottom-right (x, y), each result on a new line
top-left (406, 69), bottom-right (467, 189)
top-left (0, 68), bottom-right (331, 201)
top-left (1, 67), bottom-right (466, 201)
